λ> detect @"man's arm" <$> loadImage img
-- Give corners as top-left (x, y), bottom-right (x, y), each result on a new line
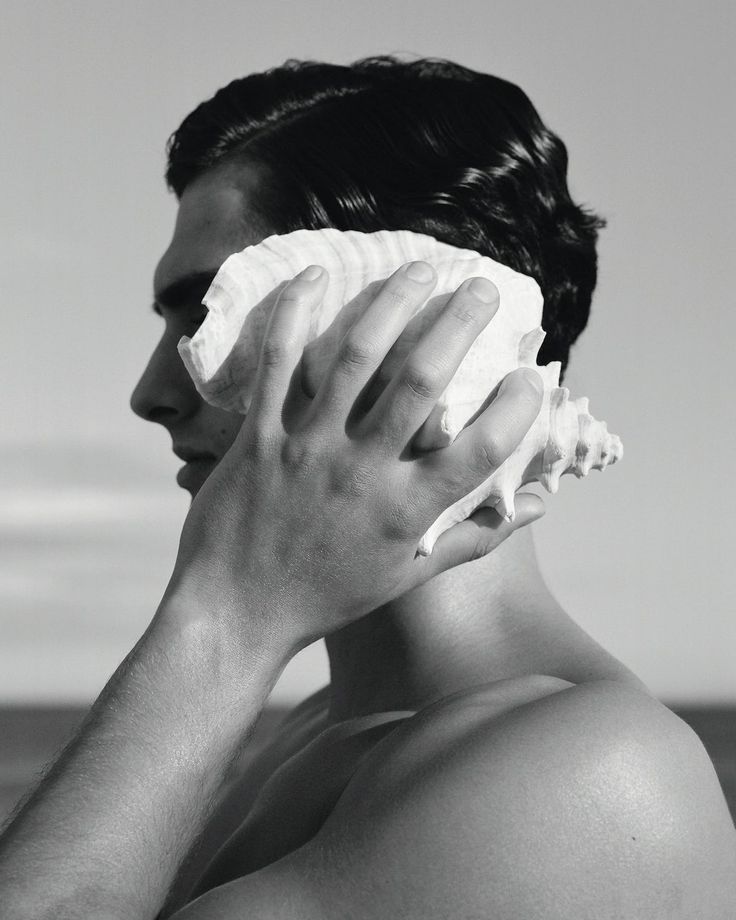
top-left (0, 597), bottom-right (288, 920)
top-left (172, 680), bottom-right (736, 920)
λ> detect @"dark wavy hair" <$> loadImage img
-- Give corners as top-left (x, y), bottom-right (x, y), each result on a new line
top-left (166, 56), bottom-right (606, 380)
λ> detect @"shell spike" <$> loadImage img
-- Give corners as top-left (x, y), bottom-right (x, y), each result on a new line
top-left (609, 434), bottom-right (623, 463)
top-left (546, 464), bottom-right (563, 494)
top-left (494, 490), bottom-right (516, 523)
top-left (576, 411), bottom-right (596, 477)
top-left (518, 327), bottom-right (546, 366)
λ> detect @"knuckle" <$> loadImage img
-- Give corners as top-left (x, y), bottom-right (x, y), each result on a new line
top-left (401, 362), bottom-right (441, 400)
top-left (383, 283), bottom-right (414, 311)
top-left (280, 435), bottom-right (320, 476)
top-left (470, 536), bottom-right (494, 561)
top-left (339, 334), bottom-right (378, 369)
top-left (471, 436), bottom-right (506, 471)
top-left (274, 288), bottom-right (307, 314)
top-left (260, 337), bottom-right (290, 368)
top-left (448, 301), bottom-right (481, 329)
top-left (277, 288), bottom-right (302, 306)
top-left (381, 499), bottom-right (414, 542)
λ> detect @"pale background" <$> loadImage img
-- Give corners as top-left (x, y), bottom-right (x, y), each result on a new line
top-left (2, 0), bottom-right (734, 706)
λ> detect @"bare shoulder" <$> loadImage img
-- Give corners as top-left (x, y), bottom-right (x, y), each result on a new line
top-left (172, 678), bottom-right (736, 919)
top-left (306, 677), bottom-right (736, 918)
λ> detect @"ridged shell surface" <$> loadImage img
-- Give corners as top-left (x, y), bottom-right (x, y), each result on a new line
top-left (178, 228), bottom-right (622, 555)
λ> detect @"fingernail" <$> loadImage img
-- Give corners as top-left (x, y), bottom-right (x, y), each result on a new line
top-left (405, 261), bottom-right (434, 282)
top-left (515, 506), bottom-right (545, 528)
top-left (300, 265), bottom-right (323, 282)
top-left (520, 368), bottom-right (543, 394)
top-left (467, 277), bottom-right (498, 303)
top-left (504, 368), bottom-right (542, 395)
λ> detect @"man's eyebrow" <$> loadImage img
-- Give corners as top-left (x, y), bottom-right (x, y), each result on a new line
top-left (152, 270), bottom-right (218, 312)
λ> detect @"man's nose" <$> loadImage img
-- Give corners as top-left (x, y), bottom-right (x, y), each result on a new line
top-left (130, 333), bottom-right (201, 425)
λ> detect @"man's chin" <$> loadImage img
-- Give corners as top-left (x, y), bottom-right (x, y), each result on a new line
top-left (176, 459), bottom-right (216, 496)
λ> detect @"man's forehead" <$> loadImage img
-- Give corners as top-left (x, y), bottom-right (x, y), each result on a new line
top-left (153, 168), bottom-right (268, 297)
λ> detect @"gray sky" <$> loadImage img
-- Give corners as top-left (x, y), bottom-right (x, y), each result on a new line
top-left (2, 0), bottom-right (735, 703)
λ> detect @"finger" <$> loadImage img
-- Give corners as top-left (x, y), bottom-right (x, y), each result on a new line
top-left (421, 492), bottom-right (546, 575)
top-left (362, 277), bottom-right (500, 447)
top-left (419, 367), bottom-right (544, 508)
top-left (248, 265), bottom-right (328, 426)
top-left (308, 261), bottom-right (437, 425)
top-left (349, 292), bottom-right (448, 415)
top-left (300, 280), bottom-right (386, 399)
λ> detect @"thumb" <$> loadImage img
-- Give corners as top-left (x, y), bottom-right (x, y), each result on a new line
top-left (426, 491), bottom-right (546, 575)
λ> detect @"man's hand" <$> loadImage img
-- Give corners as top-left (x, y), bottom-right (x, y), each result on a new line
top-left (168, 260), bottom-right (545, 654)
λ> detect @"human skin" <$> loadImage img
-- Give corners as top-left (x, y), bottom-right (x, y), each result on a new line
top-left (0, 165), bottom-right (734, 919)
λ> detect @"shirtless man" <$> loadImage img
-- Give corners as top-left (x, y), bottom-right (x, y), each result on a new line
top-left (1, 56), bottom-right (734, 919)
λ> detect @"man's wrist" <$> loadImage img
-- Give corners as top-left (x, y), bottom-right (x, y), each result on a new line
top-left (152, 578), bottom-right (297, 707)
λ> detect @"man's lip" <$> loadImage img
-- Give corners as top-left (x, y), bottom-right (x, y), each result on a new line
top-left (172, 448), bottom-right (218, 462)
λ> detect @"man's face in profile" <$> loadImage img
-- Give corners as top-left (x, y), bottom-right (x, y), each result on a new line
top-left (130, 166), bottom-right (268, 497)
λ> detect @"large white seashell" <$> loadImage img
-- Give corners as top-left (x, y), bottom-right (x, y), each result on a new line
top-left (178, 229), bottom-right (623, 556)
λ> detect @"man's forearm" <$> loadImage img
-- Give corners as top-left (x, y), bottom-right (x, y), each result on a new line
top-left (0, 593), bottom-right (286, 920)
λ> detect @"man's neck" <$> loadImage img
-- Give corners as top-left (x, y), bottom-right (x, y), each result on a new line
top-left (324, 527), bottom-right (638, 722)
